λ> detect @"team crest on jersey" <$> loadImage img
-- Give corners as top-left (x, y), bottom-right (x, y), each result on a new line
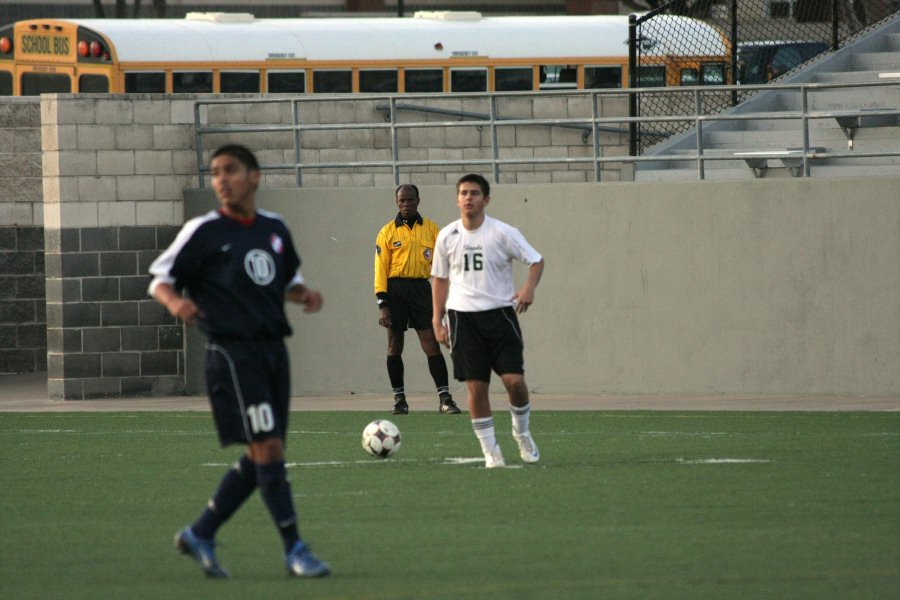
top-left (244, 249), bottom-right (276, 286)
top-left (393, 241), bottom-right (402, 248)
top-left (423, 248), bottom-right (432, 260)
top-left (270, 234), bottom-right (284, 254)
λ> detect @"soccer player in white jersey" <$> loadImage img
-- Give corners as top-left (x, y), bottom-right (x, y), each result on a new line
top-left (431, 174), bottom-right (545, 468)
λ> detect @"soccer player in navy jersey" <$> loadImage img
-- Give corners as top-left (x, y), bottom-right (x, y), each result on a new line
top-left (431, 174), bottom-right (545, 468)
top-left (148, 144), bottom-right (330, 578)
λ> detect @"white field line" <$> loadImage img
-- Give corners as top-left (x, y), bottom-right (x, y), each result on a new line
top-left (673, 458), bottom-right (771, 464)
top-left (201, 456), bottom-right (520, 468)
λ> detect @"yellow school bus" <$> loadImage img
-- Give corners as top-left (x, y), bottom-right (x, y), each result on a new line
top-left (0, 11), bottom-right (730, 96)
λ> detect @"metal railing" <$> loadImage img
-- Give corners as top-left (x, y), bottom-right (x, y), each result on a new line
top-left (629, 0), bottom-right (900, 153)
top-left (194, 90), bottom-right (637, 187)
top-left (637, 79), bottom-right (900, 179)
top-left (193, 79), bottom-right (900, 185)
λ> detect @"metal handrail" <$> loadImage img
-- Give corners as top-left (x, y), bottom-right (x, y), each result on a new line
top-left (193, 79), bottom-right (900, 186)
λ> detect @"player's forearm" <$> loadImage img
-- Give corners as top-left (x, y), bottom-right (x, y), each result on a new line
top-left (152, 282), bottom-right (181, 313)
top-left (431, 277), bottom-right (449, 323)
top-left (524, 259), bottom-right (545, 293)
top-left (152, 282), bottom-right (201, 323)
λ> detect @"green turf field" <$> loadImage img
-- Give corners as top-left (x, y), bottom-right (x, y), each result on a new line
top-left (1, 410), bottom-right (898, 599)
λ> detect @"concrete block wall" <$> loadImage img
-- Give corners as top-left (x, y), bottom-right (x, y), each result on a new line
top-left (35, 92), bottom-right (620, 398)
top-left (42, 95), bottom-right (198, 399)
top-left (5, 92), bottom-right (896, 398)
top-left (197, 93), bottom-right (632, 188)
top-left (0, 98), bottom-right (45, 374)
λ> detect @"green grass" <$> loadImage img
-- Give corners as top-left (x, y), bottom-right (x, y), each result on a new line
top-left (1, 410), bottom-right (898, 599)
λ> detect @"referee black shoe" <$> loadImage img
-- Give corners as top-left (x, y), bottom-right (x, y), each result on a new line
top-left (391, 394), bottom-right (409, 415)
top-left (439, 393), bottom-right (462, 414)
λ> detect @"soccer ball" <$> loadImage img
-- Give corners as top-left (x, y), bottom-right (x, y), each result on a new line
top-left (361, 419), bottom-right (401, 458)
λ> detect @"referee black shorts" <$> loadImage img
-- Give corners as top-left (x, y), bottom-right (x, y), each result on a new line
top-left (204, 338), bottom-right (291, 447)
top-left (447, 307), bottom-right (525, 383)
top-left (386, 278), bottom-right (434, 332)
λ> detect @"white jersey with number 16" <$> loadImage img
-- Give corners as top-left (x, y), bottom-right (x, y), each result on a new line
top-left (432, 215), bottom-right (542, 312)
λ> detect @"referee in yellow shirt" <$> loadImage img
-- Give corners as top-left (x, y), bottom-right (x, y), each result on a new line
top-left (374, 184), bottom-right (460, 415)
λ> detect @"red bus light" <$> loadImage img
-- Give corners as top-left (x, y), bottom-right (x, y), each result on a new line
top-left (78, 40), bottom-right (89, 57)
top-left (0, 37), bottom-right (12, 54)
top-left (90, 41), bottom-right (102, 57)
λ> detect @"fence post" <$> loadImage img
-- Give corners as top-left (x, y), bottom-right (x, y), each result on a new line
top-left (292, 100), bottom-right (302, 187)
top-left (389, 96), bottom-right (399, 186)
top-left (194, 102), bottom-right (205, 188)
top-left (628, 13), bottom-right (637, 157)
top-left (489, 95), bottom-right (500, 184)
top-left (730, 0), bottom-right (738, 105)
top-left (832, 0), bottom-right (840, 50)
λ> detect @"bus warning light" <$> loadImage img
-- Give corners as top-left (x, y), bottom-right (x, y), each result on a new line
top-left (0, 37), bottom-right (12, 54)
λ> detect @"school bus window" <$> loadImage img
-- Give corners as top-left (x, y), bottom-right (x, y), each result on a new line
top-left (221, 71), bottom-right (260, 93)
top-left (124, 71), bottom-right (165, 93)
top-left (173, 71), bottom-right (212, 93)
top-left (404, 69), bottom-right (442, 93)
top-left (450, 68), bottom-right (487, 93)
top-left (540, 65), bottom-right (577, 90)
top-left (636, 65), bottom-right (665, 87)
top-left (21, 72), bottom-right (70, 95)
top-left (267, 71), bottom-right (305, 94)
top-left (494, 67), bottom-right (532, 91)
top-left (680, 68), bottom-right (698, 85)
top-left (78, 74), bottom-right (108, 93)
top-left (701, 63), bottom-right (726, 85)
top-left (313, 70), bottom-right (351, 93)
top-left (0, 71), bottom-right (12, 96)
top-left (584, 66), bottom-right (622, 89)
top-left (360, 70), bottom-right (398, 93)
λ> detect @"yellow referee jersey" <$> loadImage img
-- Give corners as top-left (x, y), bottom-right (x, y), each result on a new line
top-left (374, 214), bottom-right (440, 296)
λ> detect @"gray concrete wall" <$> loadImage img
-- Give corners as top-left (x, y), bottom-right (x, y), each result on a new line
top-left (34, 92), bottom-right (629, 398)
top-left (6, 93), bottom-right (897, 397)
top-left (0, 98), bottom-right (46, 374)
top-left (185, 177), bottom-right (900, 396)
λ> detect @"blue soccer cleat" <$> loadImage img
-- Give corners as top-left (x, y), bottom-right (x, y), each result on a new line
top-left (285, 541), bottom-right (331, 577)
top-left (174, 526), bottom-right (230, 578)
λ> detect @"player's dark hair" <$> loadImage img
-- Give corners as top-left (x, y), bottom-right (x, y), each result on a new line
top-left (212, 144), bottom-right (260, 171)
top-left (395, 183), bottom-right (419, 198)
top-left (456, 173), bottom-right (490, 197)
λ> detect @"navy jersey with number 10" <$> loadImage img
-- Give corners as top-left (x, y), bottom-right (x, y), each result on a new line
top-left (149, 209), bottom-right (304, 340)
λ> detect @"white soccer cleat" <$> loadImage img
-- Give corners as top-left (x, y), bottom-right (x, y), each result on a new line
top-left (484, 443), bottom-right (506, 468)
top-left (513, 432), bottom-right (540, 464)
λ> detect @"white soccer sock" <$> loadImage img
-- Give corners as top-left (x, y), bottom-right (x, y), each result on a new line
top-left (471, 416), bottom-right (497, 455)
top-left (510, 402), bottom-right (531, 435)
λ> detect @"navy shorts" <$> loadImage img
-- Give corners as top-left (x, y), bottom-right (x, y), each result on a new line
top-left (448, 307), bottom-right (525, 382)
top-left (387, 278), bottom-right (434, 332)
top-left (204, 338), bottom-right (290, 447)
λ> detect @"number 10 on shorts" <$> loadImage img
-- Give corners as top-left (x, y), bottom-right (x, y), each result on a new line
top-left (247, 403), bottom-right (275, 433)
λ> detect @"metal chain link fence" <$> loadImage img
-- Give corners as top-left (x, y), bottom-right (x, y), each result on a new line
top-left (631, 0), bottom-right (900, 154)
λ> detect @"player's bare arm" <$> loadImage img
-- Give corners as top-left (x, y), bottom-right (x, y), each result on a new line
top-left (287, 284), bottom-right (323, 313)
top-left (513, 259), bottom-right (545, 314)
top-left (431, 276), bottom-right (450, 347)
top-left (152, 282), bottom-right (203, 325)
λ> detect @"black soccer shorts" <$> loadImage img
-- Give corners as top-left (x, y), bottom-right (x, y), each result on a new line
top-left (447, 307), bottom-right (525, 382)
top-left (204, 338), bottom-right (291, 447)
top-left (386, 278), bottom-right (434, 332)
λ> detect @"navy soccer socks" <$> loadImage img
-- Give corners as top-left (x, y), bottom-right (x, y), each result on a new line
top-left (256, 460), bottom-right (301, 553)
top-left (192, 454), bottom-right (257, 540)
